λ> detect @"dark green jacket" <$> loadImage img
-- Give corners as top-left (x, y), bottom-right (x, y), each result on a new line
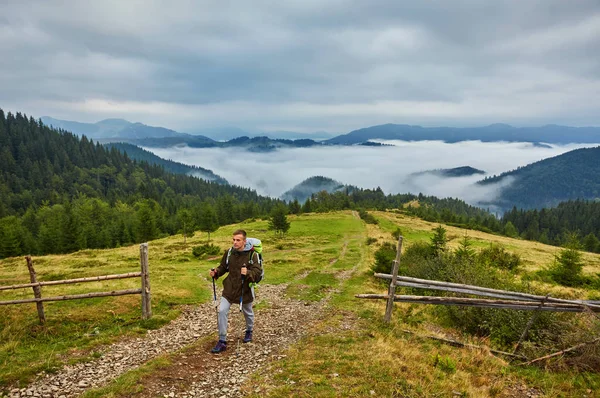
top-left (214, 248), bottom-right (261, 304)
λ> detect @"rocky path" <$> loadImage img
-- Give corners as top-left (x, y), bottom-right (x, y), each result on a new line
top-left (6, 284), bottom-right (327, 398)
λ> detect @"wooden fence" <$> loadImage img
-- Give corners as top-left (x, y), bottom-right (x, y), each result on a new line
top-left (356, 235), bottom-right (600, 361)
top-left (0, 243), bottom-right (152, 323)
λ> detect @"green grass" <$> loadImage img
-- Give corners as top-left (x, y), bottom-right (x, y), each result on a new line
top-left (2, 210), bottom-right (600, 397)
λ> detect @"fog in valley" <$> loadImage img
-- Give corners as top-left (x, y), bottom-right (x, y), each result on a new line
top-left (147, 141), bottom-right (595, 206)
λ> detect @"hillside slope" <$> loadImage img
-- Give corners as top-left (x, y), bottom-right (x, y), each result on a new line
top-left (1, 211), bottom-right (598, 396)
top-left (105, 142), bottom-right (228, 184)
top-left (478, 146), bottom-right (600, 210)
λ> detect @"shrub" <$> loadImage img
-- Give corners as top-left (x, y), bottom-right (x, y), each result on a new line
top-left (401, 243), bottom-right (560, 348)
top-left (371, 242), bottom-right (398, 274)
top-left (391, 227), bottom-right (403, 240)
top-left (549, 234), bottom-right (585, 286)
top-left (192, 243), bottom-right (221, 258)
top-left (365, 237), bottom-right (377, 245)
top-left (477, 244), bottom-right (521, 272)
top-left (358, 209), bottom-right (378, 224)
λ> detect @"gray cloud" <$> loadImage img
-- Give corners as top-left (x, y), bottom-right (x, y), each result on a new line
top-left (2, 0), bottom-right (600, 133)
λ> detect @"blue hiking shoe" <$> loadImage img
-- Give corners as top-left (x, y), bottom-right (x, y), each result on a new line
top-left (211, 340), bottom-right (227, 353)
top-left (243, 330), bottom-right (253, 343)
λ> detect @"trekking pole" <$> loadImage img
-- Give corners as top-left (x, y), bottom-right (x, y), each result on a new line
top-left (211, 269), bottom-right (218, 310)
top-left (240, 266), bottom-right (246, 312)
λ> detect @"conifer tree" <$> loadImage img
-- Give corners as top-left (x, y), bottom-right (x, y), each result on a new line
top-left (198, 204), bottom-right (219, 241)
top-left (269, 205), bottom-right (291, 236)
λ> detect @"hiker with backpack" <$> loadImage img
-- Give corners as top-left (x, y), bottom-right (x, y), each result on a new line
top-left (209, 229), bottom-right (263, 353)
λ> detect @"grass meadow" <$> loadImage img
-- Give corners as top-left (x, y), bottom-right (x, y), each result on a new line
top-left (1, 210), bottom-right (599, 397)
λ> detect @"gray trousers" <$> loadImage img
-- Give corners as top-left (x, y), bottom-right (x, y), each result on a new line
top-left (218, 293), bottom-right (254, 342)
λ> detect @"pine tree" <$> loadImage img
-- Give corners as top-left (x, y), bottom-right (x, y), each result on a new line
top-left (583, 232), bottom-right (600, 253)
top-left (550, 233), bottom-right (584, 286)
top-left (136, 201), bottom-right (157, 243)
top-left (268, 205), bottom-right (291, 236)
top-left (198, 204), bottom-right (219, 241)
top-left (430, 225), bottom-right (448, 256)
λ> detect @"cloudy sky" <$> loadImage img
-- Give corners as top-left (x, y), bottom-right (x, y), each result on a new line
top-left (2, 0), bottom-right (600, 134)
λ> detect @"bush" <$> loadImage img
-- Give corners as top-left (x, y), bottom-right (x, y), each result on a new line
top-left (365, 237), bottom-right (377, 245)
top-left (401, 243), bottom-right (560, 348)
top-left (358, 209), bottom-right (378, 224)
top-left (371, 242), bottom-right (398, 274)
top-left (477, 244), bottom-right (521, 272)
top-left (549, 234), bottom-right (585, 286)
top-left (192, 243), bottom-right (222, 258)
top-left (392, 227), bottom-right (403, 240)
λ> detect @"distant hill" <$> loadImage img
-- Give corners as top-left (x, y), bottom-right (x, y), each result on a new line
top-left (196, 127), bottom-right (334, 141)
top-left (326, 123), bottom-right (600, 145)
top-left (477, 146), bottom-right (600, 210)
top-left (281, 176), bottom-right (350, 203)
top-left (133, 135), bottom-right (322, 151)
top-left (411, 166), bottom-right (486, 178)
top-left (41, 116), bottom-right (214, 142)
top-left (104, 143), bottom-right (228, 184)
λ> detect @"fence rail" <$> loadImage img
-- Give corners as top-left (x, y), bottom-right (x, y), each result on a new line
top-left (355, 235), bottom-right (600, 363)
top-left (0, 243), bottom-right (152, 322)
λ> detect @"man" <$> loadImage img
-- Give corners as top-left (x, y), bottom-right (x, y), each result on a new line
top-left (209, 229), bottom-right (262, 353)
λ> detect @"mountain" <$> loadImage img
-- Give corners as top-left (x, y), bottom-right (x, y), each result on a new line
top-left (326, 123), bottom-right (600, 145)
top-left (0, 109), bottom-right (279, 258)
top-left (281, 176), bottom-right (350, 203)
top-left (104, 143), bottom-right (228, 184)
top-left (411, 166), bottom-right (486, 178)
top-left (40, 116), bottom-right (213, 142)
top-left (477, 146), bottom-right (600, 210)
top-left (133, 135), bottom-right (322, 151)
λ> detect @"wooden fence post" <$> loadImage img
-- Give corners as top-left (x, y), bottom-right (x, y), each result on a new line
top-left (140, 243), bottom-right (152, 319)
top-left (513, 294), bottom-right (550, 354)
top-left (25, 256), bottom-right (45, 324)
top-left (384, 236), bottom-right (403, 323)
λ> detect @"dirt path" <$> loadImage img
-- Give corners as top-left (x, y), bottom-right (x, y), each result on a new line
top-left (8, 283), bottom-right (327, 398)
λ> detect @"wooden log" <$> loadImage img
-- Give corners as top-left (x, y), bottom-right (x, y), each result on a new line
top-left (0, 272), bottom-right (142, 291)
top-left (355, 294), bottom-right (591, 312)
top-left (0, 289), bottom-right (142, 305)
top-left (384, 236), bottom-right (403, 323)
top-left (392, 280), bottom-right (532, 301)
top-left (400, 329), bottom-right (527, 360)
top-left (26, 256), bottom-right (45, 324)
top-left (140, 243), bottom-right (152, 320)
top-left (374, 273), bottom-right (600, 309)
top-left (519, 337), bottom-right (600, 366)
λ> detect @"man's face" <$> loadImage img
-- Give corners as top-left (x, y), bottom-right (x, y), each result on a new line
top-left (232, 234), bottom-right (246, 250)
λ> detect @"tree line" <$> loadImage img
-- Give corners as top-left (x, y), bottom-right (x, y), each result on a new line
top-left (0, 109), bottom-right (280, 258)
top-left (1, 108), bottom-right (599, 258)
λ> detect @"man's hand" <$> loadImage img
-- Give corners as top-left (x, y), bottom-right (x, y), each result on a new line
top-left (241, 265), bottom-right (247, 276)
top-left (209, 268), bottom-right (217, 278)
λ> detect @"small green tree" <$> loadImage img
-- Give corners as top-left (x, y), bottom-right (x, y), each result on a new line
top-left (288, 199), bottom-right (301, 215)
top-left (454, 234), bottom-right (475, 260)
top-left (583, 232), bottom-right (600, 253)
top-left (269, 205), bottom-right (291, 236)
top-left (550, 233), bottom-right (584, 286)
top-left (430, 225), bottom-right (448, 256)
top-left (198, 204), bottom-right (219, 241)
top-left (177, 208), bottom-right (194, 244)
top-left (503, 221), bottom-right (518, 238)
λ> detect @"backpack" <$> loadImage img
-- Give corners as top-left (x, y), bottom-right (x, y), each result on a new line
top-left (226, 237), bottom-right (264, 283)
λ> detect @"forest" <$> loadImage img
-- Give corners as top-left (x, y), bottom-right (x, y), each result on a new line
top-left (1, 108), bottom-right (599, 258)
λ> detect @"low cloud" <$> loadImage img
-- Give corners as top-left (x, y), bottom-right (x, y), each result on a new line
top-left (146, 141), bottom-right (595, 205)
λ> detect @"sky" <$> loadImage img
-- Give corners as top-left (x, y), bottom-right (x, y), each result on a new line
top-left (146, 141), bottom-right (594, 205)
top-left (2, 1), bottom-right (600, 135)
